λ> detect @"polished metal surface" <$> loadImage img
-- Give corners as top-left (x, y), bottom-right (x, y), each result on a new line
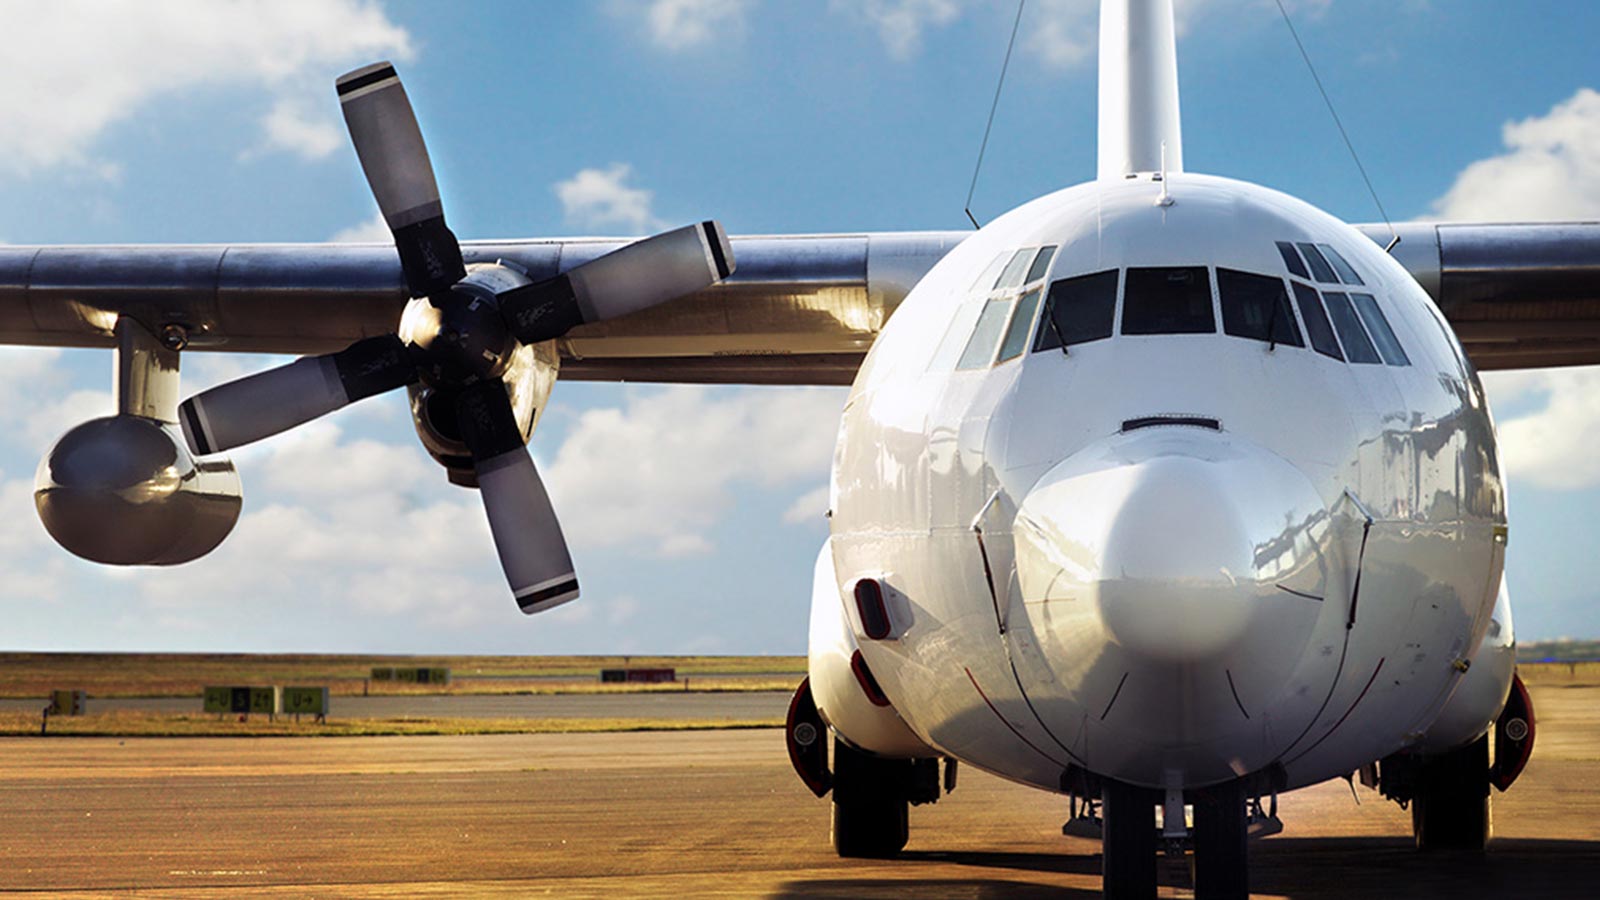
top-left (0, 232), bottom-right (967, 385)
top-left (114, 318), bottom-right (180, 422)
top-left (1357, 221), bottom-right (1600, 369)
top-left (34, 415), bottom-right (242, 565)
top-left (7, 224), bottom-right (1600, 381)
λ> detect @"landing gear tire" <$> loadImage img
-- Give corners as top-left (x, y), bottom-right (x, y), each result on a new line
top-left (1412, 733), bottom-right (1490, 851)
top-left (830, 738), bottom-right (909, 858)
top-left (1101, 779), bottom-right (1158, 899)
top-left (1193, 779), bottom-right (1249, 900)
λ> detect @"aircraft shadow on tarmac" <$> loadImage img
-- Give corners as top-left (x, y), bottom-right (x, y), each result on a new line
top-left (772, 837), bottom-right (1600, 899)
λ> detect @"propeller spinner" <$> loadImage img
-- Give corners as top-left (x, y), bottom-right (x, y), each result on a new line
top-left (177, 61), bottom-right (735, 614)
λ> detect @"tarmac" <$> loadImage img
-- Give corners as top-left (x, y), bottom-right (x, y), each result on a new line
top-left (0, 682), bottom-right (1594, 898)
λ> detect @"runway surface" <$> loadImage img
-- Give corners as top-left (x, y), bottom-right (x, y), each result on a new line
top-left (1, 683), bottom-right (1595, 898)
top-left (0, 690), bottom-right (792, 720)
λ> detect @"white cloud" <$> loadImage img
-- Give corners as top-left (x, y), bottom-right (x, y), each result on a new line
top-left (545, 385), bottom-right (845, 556)
top-left (782, 484), bottom-right (830, 524)
top-left (257, 98), bottom-right (344, 160)
top-left (1483, 366), bottom-right (1600, 491)
top-left (0, 0), bottom-right (412, 175)
top-left (1433, 91), bottom-right (1600, 488)
top-left (330, 212), bottom-right (393, 243)
top-left (1428, 88), bottom-right (1600, 223)
top-left (553, 163), bottom-right (662, 234)
top-left (634, 0), bottom-right (751, 51)
top-left (133, 419), bottom-right (505, 629)
top-left (23, 388), bottom-right (114, 449)
top-left (833, 0), bottom-right (963, 61)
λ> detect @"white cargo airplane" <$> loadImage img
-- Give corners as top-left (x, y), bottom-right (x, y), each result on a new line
top-left (5, 1), bottom-right (1582, 896)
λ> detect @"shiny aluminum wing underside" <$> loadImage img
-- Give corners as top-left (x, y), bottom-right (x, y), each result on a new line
top-left (1, 223), bottom-right (1597, 382)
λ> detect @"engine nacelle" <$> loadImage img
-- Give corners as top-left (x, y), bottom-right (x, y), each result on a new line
top-left (407, 265), bottom-right (560, 487)
top-left (35, 415), bottom-right (242, 565)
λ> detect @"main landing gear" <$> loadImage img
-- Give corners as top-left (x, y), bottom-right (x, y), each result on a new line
top-left (1411, 734), bottom-right (1491, 850)
top-left (829, 738), bottom-right (942, 858)
top-left (1098, 778), bottom-right (1251, 900)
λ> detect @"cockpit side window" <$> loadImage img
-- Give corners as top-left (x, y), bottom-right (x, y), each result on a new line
top-left (1276, 241), bottom-right (1310, 279)
top-left (998, 287), bottom-right (1042, 362)
top-left (1218, 268), bottom-right (1304, 348)
top-left (1292, 282), bottom-right (1344, 360)
top-left (1318, 244), bottom-right (1365, 285)
top-left (1034, 270), bottom-right (1118, 351)
top-left (972, 252), bottom-right (1010, 292)
top-left (1025, 246), bottom-right (1058, 284)
top-left (1351, 293), bottom-right (1410, 365)
top-left (1122, 267), bottom-right (1215, 335)
top-left (956, 297), bottom-right (1014, 369)
top-left (1296, 242), bottom-right (1340, 284)
top-left (995, 249), bottom-right (1034, 290)
top-left (1322, 292), bottom-right (1382, 363)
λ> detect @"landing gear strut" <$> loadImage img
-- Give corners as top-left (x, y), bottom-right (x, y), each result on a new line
top-left (1412, 734), bottom-right (1490, 850)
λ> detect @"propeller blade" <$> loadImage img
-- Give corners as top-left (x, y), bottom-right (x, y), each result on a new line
top-left (499, 220), bottom-right (735, 344)
top-left (337, 61), bottom-right (465, 298)
top-left (179, 335), bottom-right (415, 455)
top-left (456, 381), bottom-right (579, 614)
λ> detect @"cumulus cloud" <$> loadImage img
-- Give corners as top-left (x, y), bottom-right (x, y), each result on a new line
top-left (330, 212), bottom-right (393, 243)
top-left (833, 0), bottom-right (963, 61)
top-left (257, 98), bottom-right (345, 160)
top-left (1428, 88), bottom-right (1600, 223)
top-left (545, 385), bottom-right (845, 556)
top-left (1440, 92), bottom-right (1600, 492)
top-left (782, 484), bottom-right (831, 524)
top-left (132, 419), bottom-right (505, 629)
top-left (553, 163), bottom-right (662, 234)
top-left (1483, 366), bottom-right (1600, 491)
top-left (0, 0), bottom-right (412, 175)
top-left (637, 0), bottom-right (751, 50)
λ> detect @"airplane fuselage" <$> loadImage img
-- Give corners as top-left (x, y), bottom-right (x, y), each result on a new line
top-left (812, 171), bottom-right (1513, 797)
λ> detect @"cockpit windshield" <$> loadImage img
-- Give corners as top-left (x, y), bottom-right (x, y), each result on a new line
top-left (1122, 267), bottom-right (1214, 335)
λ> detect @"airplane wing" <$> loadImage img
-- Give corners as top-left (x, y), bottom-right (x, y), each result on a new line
top-left (1359, 222), bottom-right (1600, 371)
top-left (1, 222), bottom-right (1595, 384)
top-left (0, 232), bottom-right (968, 387)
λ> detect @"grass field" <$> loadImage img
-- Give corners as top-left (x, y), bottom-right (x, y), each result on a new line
top-left (6, 709), bottom-right (783, 738)
top-left (0, 653), bottom-right (806, 699)
top-left (1520, 660), bottom-right (1600, 685)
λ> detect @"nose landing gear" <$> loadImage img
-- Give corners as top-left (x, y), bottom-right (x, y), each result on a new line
top-left (1095, 778), bottom-right (1253, 900)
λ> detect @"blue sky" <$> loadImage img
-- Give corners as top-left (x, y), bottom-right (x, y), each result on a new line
top-left (2, 0), bottom-right (1599, 653)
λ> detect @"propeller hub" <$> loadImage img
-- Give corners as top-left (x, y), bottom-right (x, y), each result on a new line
top-left (399, 286), bottom-right (516, 388)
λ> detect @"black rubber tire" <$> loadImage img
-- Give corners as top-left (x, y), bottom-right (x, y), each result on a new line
top-left (830, 738), bottom-right (909, 858)
top-left (1101, 779), bottom-right (1158, 899)
top-left (1412, 733), bottom-right (1490, 851)
top-left (1193, 779), bottom-right (1249, 900)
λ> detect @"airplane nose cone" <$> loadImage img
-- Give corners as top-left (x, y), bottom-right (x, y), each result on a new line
top-left (1015, 426), bottom-right (1333, 671)
top-left (1011, 428), bottom-right (1338, 781)
top-left (1093, 454), bottom-right (1259, 663)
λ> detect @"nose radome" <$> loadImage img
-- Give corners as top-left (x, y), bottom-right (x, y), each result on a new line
top-left (1014, 429), bottom-right (1331, 668)
top-left (1096, 454), bottom-right (1259, 662)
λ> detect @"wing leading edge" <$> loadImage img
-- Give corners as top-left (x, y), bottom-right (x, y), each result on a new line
top-left (0, 232), bottom-right (967, 387)
top-left (2, 223), bottom-right (1597, 382)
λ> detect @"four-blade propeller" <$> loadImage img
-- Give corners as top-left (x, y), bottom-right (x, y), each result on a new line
top-left (177, 61), bottom-right (735, 614)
